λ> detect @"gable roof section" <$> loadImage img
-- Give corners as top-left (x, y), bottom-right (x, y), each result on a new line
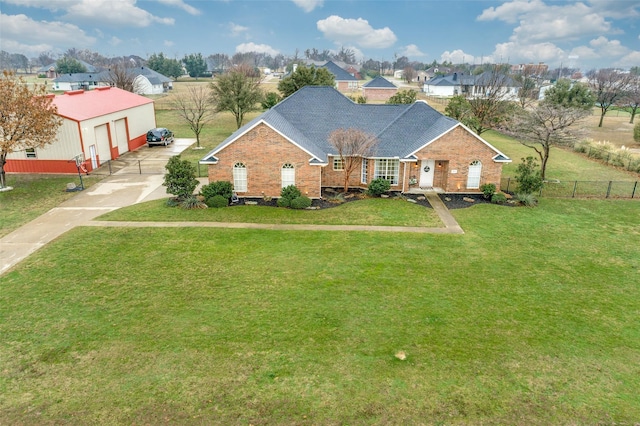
top-left (322, 61), bottom-right (357, 81)
top-left (201, 86), bottom-right (510, 165)
top-left (363, 76), bottom-right (397, 88)
top-left (52, 87), bottom-right (153, 121)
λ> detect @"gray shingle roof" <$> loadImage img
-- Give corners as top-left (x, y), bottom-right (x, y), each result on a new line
top-left (201, 86), bottom-right (509, 164)
top-left (363, 76), bottom-right (397, 88)
top-left (321, 61), bottom-right (357, 81)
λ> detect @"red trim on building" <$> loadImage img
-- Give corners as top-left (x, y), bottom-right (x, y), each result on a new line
top-left (5, 159), bottom-right (79, 174)
top-left (129, 134), bottom-right (146, 151)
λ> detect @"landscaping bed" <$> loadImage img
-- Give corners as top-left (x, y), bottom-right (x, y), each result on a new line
top-left (231, 189), bottom-right (433, 210)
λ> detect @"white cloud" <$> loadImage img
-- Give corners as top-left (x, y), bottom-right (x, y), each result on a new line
top-left (63, 0), bottom-right (173, 27)
top-left (317, 15), bottom-right (397, 49)
top-left (157, 0), bottom-right (201, 16)
top-left (0, 13), bottom-right (96, 54)
top-left (229, 22), bottom-right (249, 37)
top-left (477, 0), bottom-right (543, 24)
top-left (614, 50), bottom-right (640, 68)
top-left (291, 0), bottom-right (323, 13)
top-left (164, 40), bottom-right (175, 47)
top-left (589, 36), bottom-right (628, 57)
top-left (109, 36), bottom-right (122, 46)
top-left (236, 42), bottom-right (280, 56)
top-left (439, 49), bottom-right (477, 65)
top-left (400, 44), bottom-right (425, 58)
top-left (493, 41), bottom-right (565, 64)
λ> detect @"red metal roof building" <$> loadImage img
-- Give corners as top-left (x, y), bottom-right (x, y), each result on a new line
top-left (6, 87), bottom-right (156, 174)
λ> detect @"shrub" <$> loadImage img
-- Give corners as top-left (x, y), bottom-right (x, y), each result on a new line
top-left (367, 178), bottom-right (391, 196)
top-left (261, 92), bottom-right (281, 109)
top-left (515, 157), bottom-right (544, 194)
top-left (277, 197), bottom-right (290, 208)
top-left (166, 197), bottom-right (181, 207)
top-left (516, 192), bottom-right (538, 207)
top-left (280, 185), bottom-right (301, 202)
top-left (163, 156), bottom-right (198, 200)
top-left (207, 194), bottom-right (228, 208)
top-left (491, 192), bottom-right (507, 204)
top-left (180, 195), bottom-right (208, 210)
top-left (290, 196), bottom-right (312, 209)
top-left (480, 183), bottom-right (496, 199)
top-left (201, 181), bottom-right (233, 202)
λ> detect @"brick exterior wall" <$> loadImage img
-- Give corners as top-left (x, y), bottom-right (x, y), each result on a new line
top-left (363, 88), bottom-right (397, 102)
top-left (207, 123), bottom-right (322, 198)
top-left (208, 124), bottom-right (504, 197)
top-left (412, 126), bottom-right (503, 192)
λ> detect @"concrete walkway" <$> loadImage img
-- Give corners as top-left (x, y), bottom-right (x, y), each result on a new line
top-left (0, 147), bottom-right (463, 275)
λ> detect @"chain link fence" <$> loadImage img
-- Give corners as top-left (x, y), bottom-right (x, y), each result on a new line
top-left (502, 177), bottom-right (639, 199)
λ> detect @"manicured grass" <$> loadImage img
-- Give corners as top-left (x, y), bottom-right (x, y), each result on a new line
top-left (0, 174), bottom-right (103, 237)
top-left (482, 130), bottom-right (640, 182)
top-left (1, 199), bottom-right (639, 424)
top-left (97, 197), bottom-right (442, 227)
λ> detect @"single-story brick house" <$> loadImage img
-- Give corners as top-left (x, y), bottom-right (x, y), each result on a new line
top-left (200, 86), bottom-right (510, 198)
top-left (362, 76), bottom-right (398, 102)
top-left (322, 61), bottom-right (359, 92)
top-left (5, 87), bottom-right (155, 174)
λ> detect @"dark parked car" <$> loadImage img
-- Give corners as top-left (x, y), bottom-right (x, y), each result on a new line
top-left (146, 128), bottom-right (174, 147)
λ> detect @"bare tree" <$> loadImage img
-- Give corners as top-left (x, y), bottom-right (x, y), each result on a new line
top-left (621, 74), bottom-right (640, 124)
top-left (172, 85), bottom-right (214, 148)
top-left (515, 64), bottom-right (543, 108)
top-left (506, 103), bottom-right (589, 180)
top-left (588, 68), bottom-right (634, 127)
top-left (403, 66), bottom-right (416, 84)
top-left (328, 128), bottom-right (378, 192)
top-left (106, 62), bottom-right (138, 93)
top-left (464, 64), bottom-right (514, 134)
top-left (0, 71), bottom-right (62, 188)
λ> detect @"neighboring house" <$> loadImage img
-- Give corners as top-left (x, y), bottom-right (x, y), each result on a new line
top-left (5, 87), bottom-right (155, 174)
top-left (424, 72), bottom-right (520, 99)
top-left (200, 86), bottom-right (510, 198)
top-left (322, 61), bottom-right (359, 92)
top-left (50, 67), bottom-right (172, 95)
top-left (38, 59), bottom-right (98, 79)
top-left (52, 72), bottom-right (110, 91)
top-left (362, 76), bottom-right (398, 102)
top-left (130, 66), bottom-right (173, 94)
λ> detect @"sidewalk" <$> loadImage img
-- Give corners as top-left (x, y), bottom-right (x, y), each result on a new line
top-left (0, 152), bottom-right (463, 276)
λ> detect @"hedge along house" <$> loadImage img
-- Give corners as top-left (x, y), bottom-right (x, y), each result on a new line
top-left (5, 87), bottom-right (155, 174)
top-left (200, 86), bottom-right (510, 199)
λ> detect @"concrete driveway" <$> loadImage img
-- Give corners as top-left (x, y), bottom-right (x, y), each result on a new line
top-left (0, 138), bottom-right (196, 275)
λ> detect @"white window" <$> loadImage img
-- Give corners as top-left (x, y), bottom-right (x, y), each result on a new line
top-left (374, 159), bottom-right (399, 185)
top-left (333, 157), bottom-right (344, 171)
top-left (233, 162), bottom-right (247, 192)
top-left (281, 163), bottom-right (295, 188)
top-left (361, 159), bottom-right (368, 184)
top-left (25, 148), bottom-right (36, 158)
top-left (467, 160), bottom-right (482, 189)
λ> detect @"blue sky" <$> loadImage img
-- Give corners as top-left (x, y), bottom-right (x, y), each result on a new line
top-left (1, 0), bottom-right (639, 70)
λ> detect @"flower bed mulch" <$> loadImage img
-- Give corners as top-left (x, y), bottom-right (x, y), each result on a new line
top-left (231, 190), bottom-right (514, 210)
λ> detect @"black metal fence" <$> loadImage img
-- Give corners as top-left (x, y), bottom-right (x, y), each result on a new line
top-left (90, 159), bottom-right (209, 177)
top-left (501, 178), bottom-right (639, 199)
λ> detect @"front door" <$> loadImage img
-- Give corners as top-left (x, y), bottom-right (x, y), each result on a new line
top-left (419, 159), bottom-right (435, 188)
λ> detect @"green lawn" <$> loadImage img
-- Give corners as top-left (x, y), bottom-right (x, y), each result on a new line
top-left (1, 199), bottom-right (639, 424)
top-left (97, 197), bottom-right (442, 227)
top-left (482, 130), bottom-right (640, 182)
top-left (0, 174), bottom-right (103, 238)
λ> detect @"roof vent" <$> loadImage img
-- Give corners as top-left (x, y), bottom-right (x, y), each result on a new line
top-left (453, 73), bottom-right (457, 81)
